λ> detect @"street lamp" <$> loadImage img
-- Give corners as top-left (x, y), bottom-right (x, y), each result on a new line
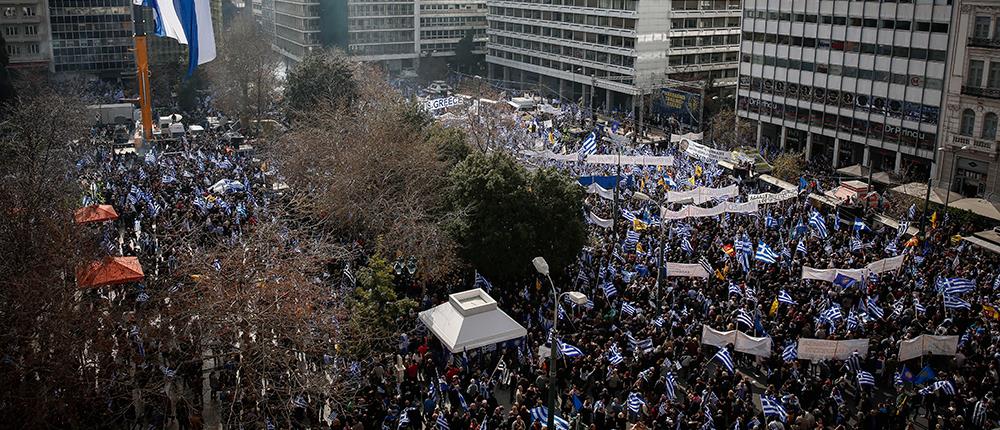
top-left (532, 256), bottom-right (588, 430)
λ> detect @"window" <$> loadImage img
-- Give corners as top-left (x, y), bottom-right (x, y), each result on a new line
top-left (990, 62), bottom-right (1000, 88)
top-left (21, 6), bottom-right (34, 16)
top-left (974, 16), bottom-right (992, 39)
top-left (4, 27), bottom-right (18, 36)
top-left (25, 25), bottom-right (36, 35)
top-left (27, 44), bottom-right (38, 54)
top-left (960, 109), bottom-right (976, 136)
top-left (968, 60), bottom-right (985, 87)
top-left (982, 113), bottom-right (997, 140)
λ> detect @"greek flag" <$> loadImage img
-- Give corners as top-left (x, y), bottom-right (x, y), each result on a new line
top-left (796, 240), bottom-right (806, 254)
top-left (885, 240), bottom-right (898, 256)
top-left (629, 334), bottom-right (654, 353)
top-left (530, 406), bottom-right (570, 430)
top-left (846, 309), bottom-right (861, 331)
top-left (728, 282), bottom-right (742, 297)
top-left (436, 414), bottom-right (450, 430)
top-left (914, 299), bottom-right (926, 314)
top-left (627, 392), bottom-right (645, 413)
top-left (845, 352), bottom-right (862, 373)
top-left (908, 204), bottom-right (917, 220)
top-left (621, 302), bottom-right (637, 316)
top-left (735, 309), bottom-right (753, 329)
top-left (607, 343), bottom-right (624, 365)
top-left (754, 241), bottom-right (779, 264)
top-left (943, 294), bottom-right (971, 310)
top-left (866, 297), bottom-right (884, 320)
top-left (918, 380), bottom-right (956, 396)
top-left (734, 234), bottom-right (753, 254)
top-left (558, 340), bottom-right (584, 357)
top-left (782, 342), bottom-right (797, 362)
top-left (973, 401), bottom-right (988, 427)
top-left (712, 347), bottom-right (734, 374)
top-left (652, 316), bottom-right (665, 328)
top-left (853, 217), bottom-right (869, 231)
top-left (681, 238), bottom-right (694, 253)
top-left (457, 391), bottom-right (468, 410)
top-left (941, 278), bottom-right (976, 295)
top-left (760, 396), bottom-right (787, 421)
top-left (809, 211), bottom-right (828, 238)
top-left (625, 230), bottom-right (640, 246)
top-left (897, 220), bottom-right (909, 238)
top-left (737, 252), bottom-right (749, 272)
top-left (699, 256), bottom-right (712, 276)
top-left (777, 290), bottom-right (796, 305)
top-left (857, 371), bottom-right (875, 387)
top-left (139, 0), bottom-right (217, 75)
top-left (474, 271), bottom-right (493, 292)
top-left (664, 372), bottom-right (677, 400)
top-left (602, 282), bottom-right (617, 298)
top-left (579, 132), bottom-right (597, 155)
top-left (820, 305), bottom-right (842, 323)
top-left (765, 215), bottom-right (779, 229)
top-left (851, 236), bottom-right (863, 252)
top-left (622, 208), bottom-right (637, 222)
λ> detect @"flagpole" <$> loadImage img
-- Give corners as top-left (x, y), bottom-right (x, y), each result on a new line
top-left (131, 3), bottom-right (154, 147)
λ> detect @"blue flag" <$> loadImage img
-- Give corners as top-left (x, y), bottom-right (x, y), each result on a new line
top-left (913, 365), bottom-right (936, 384)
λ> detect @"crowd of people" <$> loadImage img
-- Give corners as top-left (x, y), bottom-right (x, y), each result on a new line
top-left (72, 88), bottom-right (1000, 430)
top-left (349, 101), bottom-right (1000, 430)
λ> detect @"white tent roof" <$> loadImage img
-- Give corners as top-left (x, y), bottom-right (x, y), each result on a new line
top-left (419, 288), bottom-right (527, 353)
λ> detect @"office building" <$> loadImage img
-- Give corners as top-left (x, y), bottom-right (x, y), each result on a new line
top-left (418, 0), bottom-right (487, 58)
top-left (1, 0), bottom-right (52, 71)
top-left (936, 0), bottom-right (1000, 202)
top-left (49, 0), bottom-right (134, 76)
top-left (736, 0), bottom-right (953, 180)
top-left (485, 0), bottom-right (741, 115)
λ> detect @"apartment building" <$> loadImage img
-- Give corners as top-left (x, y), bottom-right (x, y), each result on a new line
top-left (1, 0), bottom-right (52, 71)
top-left (49, 0), bottom-right (134, 76)
top-left (485, 0), bottom-right (741, 115)
top-left (937, 0), bottom-right (1000, 202)
top-left (736, 0), bottom-right (953, 181)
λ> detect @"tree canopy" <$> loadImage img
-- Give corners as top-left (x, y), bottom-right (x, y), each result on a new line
top-left (284, 50), bottom-right (358, 117)
top-left (447, 151), bottom-right (586, 281)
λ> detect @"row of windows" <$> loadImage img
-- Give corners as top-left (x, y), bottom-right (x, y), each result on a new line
top-left (50, 6), bottom-right (130, 16)
top-left (671, 0), bottom-right (741, 11)
top-left (672, 34), bottom-right (741, 48)
top-left (488, 48), bottom-right (633, 81)
top-left (50, 14), bottom-right (129, 23)
top-left (488, 7), bottom-right (637, 31)
top-left (54, 45), bottom-right (131, 55)
top-left (5, 43), bottom-right (40, 55)
top-left (489, 21), bottom-right (636, 50)
top-left (349, 29), bottom-right (414, 44)
top-left (669, 51), bottom-right (739, 66)
top-left (419, 3), bottom-right (485, 11)
top-left (421, 29), bottom-right (484, 40)
top-left (348, 42), bottom-right (414, 56)
top-left (347, 4), bottom-right (413, 17)
top-left (743, 9), bottom-right (950, 34)
top-left (3, 24), bottom-right (38, 36)
top-left (737, 96), bottom-right (937, 150)
top-left (49, 0), bottom-right (131, 7)
top-left (55, 60), bottom-right (131, 72)
top-left (349, 17), bottom-right (413, 30)
top-left (52, 30), bottom-right (132, 39)
top-left (670, 16), bottom-right (740, 29)
top-left (489, 34), bottom-right (636, 67)
top-left (420, 16), bottom-right (486, 26)
top-left (971, 15), bottom-right (1000, 40)
top-left (958, 109), bottom-right (999, 140)
top-left (485, 0), bottom-right (638, 12)
top-left (741, 54), bottom-right (944, 90)
top-left (742, 31), bottom-right (947, 62)
top-left (965, 59), bottom-right (1000, 90)
top-left (1, 6), bottom-right (36, 17)
top-left (741, 76), bottom-right (939, 124)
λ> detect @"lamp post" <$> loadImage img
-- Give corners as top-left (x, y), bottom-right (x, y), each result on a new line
top-left (532, 257), bottom-right (588, 430)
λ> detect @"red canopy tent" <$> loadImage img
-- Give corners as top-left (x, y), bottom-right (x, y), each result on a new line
top-left (76, 256), bottom-right (144, 289)
top-left (74, 204), bottom-right (119, 224)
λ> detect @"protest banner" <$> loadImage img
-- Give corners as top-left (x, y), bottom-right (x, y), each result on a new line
top-left (796, 338), bottom-right (869, 361)
top-left (898, 335), bottom-right (959, 361)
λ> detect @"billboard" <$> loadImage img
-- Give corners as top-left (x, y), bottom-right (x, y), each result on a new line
top-left (651, 87), bottom-right (702, 127)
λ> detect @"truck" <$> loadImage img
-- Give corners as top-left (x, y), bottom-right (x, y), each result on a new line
top-left (88, 103), bottom-right (139, 125)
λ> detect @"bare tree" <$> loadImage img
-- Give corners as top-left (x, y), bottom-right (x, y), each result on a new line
top-left (271, 65), bottom-right (460, 281)
top-left (209, 13), bottom-right (282, 129)
top-left (704, 105), bottom-right (754, 150)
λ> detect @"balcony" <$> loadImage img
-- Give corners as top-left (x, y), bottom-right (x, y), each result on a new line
top-left (962, 85), bottom-right (1000, 100)
top-left (950, 134), bottom-right (998, 155)
top-left (968, 37), bottom-right (1000, 49)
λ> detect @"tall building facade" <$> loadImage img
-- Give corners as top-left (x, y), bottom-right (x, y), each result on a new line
top-left (267, 0), bottom-right (485, 72)
top-left (49, 0), bottom-right (134, 76)
top-left (736, 0), bottom-right (953, 180)
top-left (485, 0), bottom-right (742, 113)
top-left (937, 0), bottom-right (1000, 202)
top-left (1, 0), bottom-right (52, 70)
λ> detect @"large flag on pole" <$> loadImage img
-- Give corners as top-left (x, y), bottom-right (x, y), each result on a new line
top-left (138, 0), bottom-right (216, 74)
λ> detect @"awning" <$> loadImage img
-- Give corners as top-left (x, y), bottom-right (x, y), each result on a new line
top-left (890, 182), bottom-right (958, 205)
top-left (950, 198), bottom-right (1000, 221)
top-left (418, 288), bottom-right (527, 353)
top-left (74, 204), bottom-right (119, 224)
top-left (836, 164), bottom-right (900, 185)
top-left (76, 256), bottom-right (144, 289)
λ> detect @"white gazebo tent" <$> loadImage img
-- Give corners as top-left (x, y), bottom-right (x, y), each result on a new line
top-left (418, 288), bottom-right (527, 353)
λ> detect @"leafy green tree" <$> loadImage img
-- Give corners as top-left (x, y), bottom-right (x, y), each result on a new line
top-left (345, 254), bottom-right (417, 355)
top-left (452, 30), bottom-right (483, 74)
top-left (447, 152), bottom-right (586, 281)
top-left (425, 123), bottom-right (470, 170)
top-left (284, 49), bottom-right (358, 118)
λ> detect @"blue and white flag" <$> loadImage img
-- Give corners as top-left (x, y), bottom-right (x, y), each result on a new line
top-left (777, 290), bottom-right (796, 305)
top-left (602, 282), bottom-right (617, 298)
top-left (607, 343), bottom-right (624, 365)
top-left (621, 302), bottom-right (637, 316)
top-left (918, 380), bottom-right (956, 396)
top-left (760, 396), bottom-right (787, 421)
top-left (579, 132), bottom-right (597, 155)
top-left (940, 278), bottom-right (976, 295)
top-left (627, 392), bottom-right (645, 413)
top-left (908, 204), bottom-right (917, 220)
top-left (735, 309), bottom-right (753, 329)
top-left (754, 241), bottom-right (779, 264)
top-left (782, 342), bottom-right (797, 362)
top-left (558, 340), bottom-right (585, 358)
top-left (436, 414), bottom-right (450, 430)
top-left (914, 299), bottom-right (926, 314)
top-left (139, 0), bottom-right (217, 75)
top-left (857, 370), bottom-right (875, 387)
top-left (474, 271), bottom-right (493, 292)
top-left (664, 372), bottom-right (677, 400)
top-left (530, 406), bottom-right (570, 430)
top-left (851, 236), bottom-right (863, 252)
top-left (765, 215), bottom-right (779, 229)
top-left (943, 294), bottom-right (971, 310)
top-left (712, 347), bottom-right (734, 374)
top-left (728, 282), bottom-right (742, 297)
top-left (866, 297), bottom-right (884, 320)
top-left (808, 211), bottom-right (828, 238)
top-left (885, 240), bottom-right (898, 256)
top-left (681, 238), bottom-right (694, 253)
top-left (796, 240), bottom-right (806, 255)
top-left (853, 217), bottom-right (869, 232)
